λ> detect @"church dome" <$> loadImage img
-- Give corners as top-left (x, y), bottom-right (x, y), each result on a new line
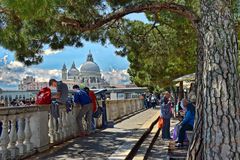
top-left (68, 62), bottom-right (79, 77)
top-left (80, 53), bottom-right (100, 73)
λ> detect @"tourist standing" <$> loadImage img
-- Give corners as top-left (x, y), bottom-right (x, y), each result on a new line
top-left (160, 92), bottom-right (172, 140)
top-left (49, 79), bottom-right (69, 127)
top-left (73, 85), bottom-right (92, 136)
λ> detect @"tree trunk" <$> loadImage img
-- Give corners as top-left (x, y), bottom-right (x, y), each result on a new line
top-left (188, 0), bottom-right (240, 159)
top-left (187, 29), bottom-right (204, 160)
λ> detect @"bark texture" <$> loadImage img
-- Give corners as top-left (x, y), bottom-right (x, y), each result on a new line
top-left (187, 30), bottom-right (204, 160)
top-left (188, 0), bottom-right (240, 159)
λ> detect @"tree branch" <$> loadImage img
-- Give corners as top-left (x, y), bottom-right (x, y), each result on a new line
top-left (60, 2), bottom-right (199, 32)
top-left (0, 8), bottom-right (10, 14)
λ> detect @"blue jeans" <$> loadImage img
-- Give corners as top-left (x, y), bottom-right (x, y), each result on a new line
top-left (91, 115), bottom-right (96, 131)
top-left (162, 118), bottom-right (170, 139)
top-left (178, 124), bottom-right (193, 143)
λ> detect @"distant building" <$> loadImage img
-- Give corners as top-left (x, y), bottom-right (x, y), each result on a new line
top-left (0, 90), bottom-right (37, 106)
top-left (18, 52), bottom-right (131, 91)
top-left (62, 52), bottom-right (109, 89)
top-left (18, 76), bottom-right (48, 91)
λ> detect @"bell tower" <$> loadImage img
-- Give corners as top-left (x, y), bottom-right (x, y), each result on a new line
top-left (62, 63), bottom-right (67, 80)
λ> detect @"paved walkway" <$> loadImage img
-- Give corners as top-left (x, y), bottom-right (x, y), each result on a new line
top-left (31, 108), bottom-right (159, 160)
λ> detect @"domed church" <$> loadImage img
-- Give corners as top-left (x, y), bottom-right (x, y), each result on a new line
top-left (61, 52), bottom-right (109, 89)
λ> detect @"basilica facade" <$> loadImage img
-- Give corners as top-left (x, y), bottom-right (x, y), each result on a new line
top-left (61, 53), bottom-right (109, 89)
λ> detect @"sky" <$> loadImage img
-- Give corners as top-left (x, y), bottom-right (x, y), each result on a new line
top-left (0, 13), bottom-right (149, 90)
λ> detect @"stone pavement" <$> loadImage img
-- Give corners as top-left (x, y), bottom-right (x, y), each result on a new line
top-left (30, 108), bottom-right (160, 160)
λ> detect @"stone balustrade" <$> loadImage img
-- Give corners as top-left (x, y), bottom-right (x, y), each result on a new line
top-left (0, 98), bottom-right (144, 160)
top-left (105, 99), bottom-right (143, 121)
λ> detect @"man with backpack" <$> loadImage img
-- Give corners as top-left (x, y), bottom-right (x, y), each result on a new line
top-left (49, 79), bottom-right (69, 104)
top-left (73, 85), bottom-right (92, 136)
top-left (49, 79), bottom-right (69, 127)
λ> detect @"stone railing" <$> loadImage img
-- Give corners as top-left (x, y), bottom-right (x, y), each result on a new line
top-left (105, 99), bottom-right (144, 121)
top-left (0, 98), bottom-right (144, 160)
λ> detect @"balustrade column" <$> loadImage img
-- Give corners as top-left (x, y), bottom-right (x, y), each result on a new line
top-left (30, 109), bottom-right (49, 152)
top-left (106, 101), bottom-right (111, 121)
top-left (9, 116), bottom-right (19, 159)
top-left (64, 112), bottom-right (71, 137)
top-left (73, 109), bottom-right (78, 136)
top-left (53, 117), bottom-right (59, 142)
top-left (24, 114), bottom-right (33, 152)
top-left (71, 107), bottom-right (79, 137)
top-left (17, 116), bottom-right (26, 155)
top-left (57, 111), bottom-right (63, 141)
top-left (61, 111), bottom-right (67, 139)
top-left (48, 114), bottom-right (55, 143)
top-left (0, 116), bottom-right (10, 160)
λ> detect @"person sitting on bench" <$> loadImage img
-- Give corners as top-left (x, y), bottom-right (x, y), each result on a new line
top-left (175, 98), bottom-right (195, 147)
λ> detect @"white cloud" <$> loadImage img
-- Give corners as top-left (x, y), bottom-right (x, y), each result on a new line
top-left (0, 60), bottom-right (61, 89)
top-left (102, 69), bottom-right (130, 85)
top-left (8, 60), bottom-right (24, 68)
top-left (43, 48), bottom-right (63, 55)
top-left (30, 69), bottom-right (61, 82)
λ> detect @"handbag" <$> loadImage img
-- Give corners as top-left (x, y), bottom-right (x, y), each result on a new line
top-left (158, 116), bottom-right (164, 129)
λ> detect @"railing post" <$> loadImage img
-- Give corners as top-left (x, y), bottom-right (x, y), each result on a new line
top-left (61, 111), bottom-right (67, 139)
top-left (53, 117), bottom-right (59, 142)
top-left (105, 101), bottom-right (111, 121)
top-left (57, 112), bottom-right (63, 141)
top-left (64, 112), bottom-right (70, 137)
top-left (48, 114), bottom-right (55, 143)
top-left (17, 116), bottom-right (26, 156)
top-left (0, 116), bottom-right (10, 160)
top-left (24, 114), bottom-right (33, 152)
top-left (30, 110), bottom-right (49, 152)
top-left (71, 107), bottom-right (79, 137)
top-left (9, 115), bottom-right (19, 159)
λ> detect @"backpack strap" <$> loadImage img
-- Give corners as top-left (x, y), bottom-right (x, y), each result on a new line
top-left (96, 99), bottom-right (101, 107)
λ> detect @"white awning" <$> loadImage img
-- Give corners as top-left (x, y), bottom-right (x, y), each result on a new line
top-left (173, 73), bottom-right (195, 82)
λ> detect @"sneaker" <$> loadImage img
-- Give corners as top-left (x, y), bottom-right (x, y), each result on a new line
top-left (175, 143), bottom-right (183, 147)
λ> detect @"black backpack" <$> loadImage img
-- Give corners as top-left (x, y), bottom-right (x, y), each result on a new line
top-left (93, 100), bottom-right (103, 118)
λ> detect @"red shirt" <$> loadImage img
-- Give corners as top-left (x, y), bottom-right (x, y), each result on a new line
top-left (89, 90), bottom-right (97, 112)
